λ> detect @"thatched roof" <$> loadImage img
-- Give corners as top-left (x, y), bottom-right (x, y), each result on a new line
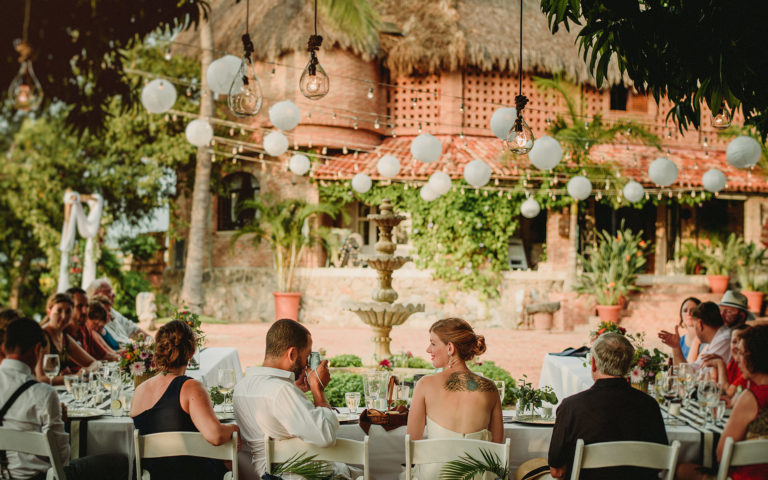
top-left (176, 0), bottom-right (625, 86)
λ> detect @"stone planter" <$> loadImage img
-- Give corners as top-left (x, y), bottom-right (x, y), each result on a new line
top-left (595, 305), bottom-right (622, 324)
top-left (743, 290), bottom-right (764, 314)
top-left (532, 312), bottom-right (554, 330)
top-left (707, 275), bottom-right (730, 294)
top-left (273, 291), bottom-right (302, 321)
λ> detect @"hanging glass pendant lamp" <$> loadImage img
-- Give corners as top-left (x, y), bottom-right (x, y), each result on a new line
top-left (299, 0), bottom-right (329, 100)
top-left (505, 0), bottom-right (534, 154)
top-left (228, 0), bottom-right (263, 117)
top-left (7, 0), bottom-right (43, 112)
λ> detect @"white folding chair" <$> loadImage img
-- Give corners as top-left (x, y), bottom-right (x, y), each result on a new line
top-left (716, 437), bottom-right (768, 480)
top-left (133, 430), bottom-right (238, 480)
top-left (264, 434), bottom-right (370, 480)
top-left (0, 426), bottom-right (66, 480)
top-left (570, 439), bottom-right (680, 480)
top-left (404, 434), bottom-right (511, 480)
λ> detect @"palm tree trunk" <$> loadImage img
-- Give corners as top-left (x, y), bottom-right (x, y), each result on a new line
top-left (8, 251), bottom-right (32, 309)
top-left (564, 202), bottom-right (579, 291)
top-left (179, 11), bottom-right (215, 314)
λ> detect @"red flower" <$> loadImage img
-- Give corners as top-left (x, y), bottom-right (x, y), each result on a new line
top-left (379, 359), bottom-right (392, 368)
top-left (598, 328), bottom-right (606, 334)
top-left (619, 327), bottom-right (627, 335)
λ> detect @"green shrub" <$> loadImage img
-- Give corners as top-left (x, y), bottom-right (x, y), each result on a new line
top-left (469, 361), bottom-right (516, 406)
top-left (406, 356), bottom-right (433, 369)
top-left (324, 372), bottom-right (364, 407)
top-left (329, 354), bottom-right (363, 368)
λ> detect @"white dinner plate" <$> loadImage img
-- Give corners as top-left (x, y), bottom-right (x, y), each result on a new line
top-left (67, 407), bottom-right (107, 419)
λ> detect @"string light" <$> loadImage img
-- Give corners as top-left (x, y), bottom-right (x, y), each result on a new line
top-left (367, 85), bottom-right (374, 99)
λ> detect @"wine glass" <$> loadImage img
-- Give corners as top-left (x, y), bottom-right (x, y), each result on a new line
top-left (494, 380), bottom-right (505, 405)
top-left (42, 354), bottom-right (60, 385)
top-left (698, 381), bottom-right (720, 426)
top-left (217, 369), bottom-right (236, 413)
top-left (677, 364), bottom-right (694, 406)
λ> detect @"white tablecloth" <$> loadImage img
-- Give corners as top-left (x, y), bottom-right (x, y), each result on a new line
top-left (186, 347), bottom-right (244, 388)
top-left (538, 354), bottom-right (593, 406)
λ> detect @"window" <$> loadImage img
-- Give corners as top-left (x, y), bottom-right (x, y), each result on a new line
top-left (610, 86), bottom-right (628, 111)
top-left (610, 86), bottom-right (648, 113)
top-left (217, 172), bottom-right (259, 231)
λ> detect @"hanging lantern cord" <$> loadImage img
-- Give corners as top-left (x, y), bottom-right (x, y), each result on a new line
top-left (307, 0), bottom-right (323, 76)
top-left (15, 0), bottom-right (33, 63)
top-left (514, 0), bottom-right (528, 132)
top-left (240, 0), bottom-right (254, 86)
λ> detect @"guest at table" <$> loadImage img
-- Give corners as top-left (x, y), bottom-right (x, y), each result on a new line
top-left (702, 324), bottom-right (750, 400)
top-left (659, 301), bottom-right (730, 370)
top-left (90, 294), bottom-right (121, 350)
top-left (0, 307), bottom-right (22, 362)
top-left (548, 332), bottom-right (667, 479)
top-left (37, 293), bottom-right (100, 383)
top-left (64, 287), bottom-right (88, 341)
top-left (1, 317), bottom-right (128, 480)
top-left (81, 300), bottom-right (119, 361)
top-left (678, 297), bottom-right (703, 362)
top-left (86, 278), bottom-right (152, 345)
top-left (719, 290), bottom-right (754, 329)
top-left (130, 320), bottom-right (238, 480)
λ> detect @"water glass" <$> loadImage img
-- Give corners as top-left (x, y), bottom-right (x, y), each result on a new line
top-left (110, 386), bottom-right (122, 416)
top-left (494, 380), bottom-right (506, 404)
top-left (713, 400), bottom-right (726, 424)
top-left (72, 381), bottom-right (88, 407)
top-left (121, 390), bottom-right (133, 415)
top-left (362, 371), bottom-right (390, 411)
top-left (63, 375), bottom-right (78, 393)
top-left (345, 392), bottom-right (361, 414)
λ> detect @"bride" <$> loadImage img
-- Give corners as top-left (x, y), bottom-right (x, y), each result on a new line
top-left (405, 318), bottom-right (504, 479)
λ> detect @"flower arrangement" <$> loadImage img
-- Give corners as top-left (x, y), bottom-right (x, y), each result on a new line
top-left (174, 308), bottom-right (205, 350)
top-left (119, 339), bottom-right (155, 377)
top-left (589, 320), bottom-right (628, 342)
top-left (511, 375), bottom-right (558, 417)
top-left (377, 358), bottom-right (393, 371)
top-left (589, 322), bottom-right (668, 384)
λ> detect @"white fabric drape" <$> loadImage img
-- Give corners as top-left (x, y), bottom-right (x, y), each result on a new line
top-left (57, 191), bottom-right (104, 292)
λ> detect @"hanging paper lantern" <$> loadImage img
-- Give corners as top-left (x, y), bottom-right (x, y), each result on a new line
top-left (206, 55), bottom-right (241, 96)
top-left (528, 135), bottom-right (562, 170)
top-left (269, 100), bottom-right (301, 131)
top-left (410, 133), bottom-right (442, 163)
top-left (490, 107), bottom-right (517, 140)
top-left (623, 180), bottom-right (645, 203)
top-left (648, 157), bottom-right (678, 186)
top-left (351, 173), bottom-right (372, 193)
top-left (464, 159), bottom-right (491, 187)
top-left (288, 154), bottom-right (310, 175)
top-left (520, 197), bottom-right (541, 218)
top-left (263, 131), bottom-right (289, 156)
top-left (420, 184), bottom-right (439, 202)
top-left (427, 171), bottom-right (452, 195)
top-left (567, 176), bottom-right (592, 201)
top-left (376, 155), bottom-right (401, 178)
top-left (726, 136), bottom-right (762, 168)
top-left (185, 119), bottom-right (213, 147)
top-left (702, 168), bottom-right (727, 193)
top-left (141, 79), bottom-right (177, 114)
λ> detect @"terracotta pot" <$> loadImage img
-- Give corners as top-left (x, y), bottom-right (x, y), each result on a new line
top-left (532, 312), bottom-right (554, 330)
top-left (707, 275), bottom-right (730, 293)
top-left (596, 305), bottom-right (622, 324)
top-left (273, 291), bottom-right (302, 321)
top-left (743, 290), bottom-right (764, 315)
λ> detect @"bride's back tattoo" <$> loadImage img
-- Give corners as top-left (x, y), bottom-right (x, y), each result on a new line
top-left (443, 372), bottom-right (496, 392)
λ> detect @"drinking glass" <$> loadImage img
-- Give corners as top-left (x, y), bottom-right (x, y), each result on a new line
top-left (63, 374), bottom-right (78, 393)
top-left (72, 381), bottom-right (88, 408)
top-left (110, 386), bottom-right (122, 416)
top-left (494, 380), bottom-right (506, 405)
top-left (121, 390), bottom-right (133, 414)
top-left (42, 354), bottom-right (60, 384)
top-left (345, 392), bottom-right (361, 414)
top-left (678, 364), bottom-right (694, 406)
top-left (217, 369), bottom-right (236, 413)
top-left (713, 400), bottom-right (726, 425)
top-left (396, 385), bottom-right (411, 406)
top-left (362, 371), bottom-right (390, 411)
top-left (698, 381), bottom-right (720, 426)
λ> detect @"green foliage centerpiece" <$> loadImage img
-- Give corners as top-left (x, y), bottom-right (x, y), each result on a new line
top-left (511, 375), bottom-right (557, 419)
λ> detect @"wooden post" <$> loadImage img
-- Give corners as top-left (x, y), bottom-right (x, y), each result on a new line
top-left (654, 203), bottom-right (667, 274)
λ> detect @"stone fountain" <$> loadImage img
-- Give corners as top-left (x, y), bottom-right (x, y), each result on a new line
top-left (344, 199), bottom-right (424, 361)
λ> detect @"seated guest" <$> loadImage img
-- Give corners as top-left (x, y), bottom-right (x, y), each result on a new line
top-left (130, 320), bottom-right (238, 480)
top-left (0, 307), bottom-right (22, 362)
top-left (702, 324), bottom-right (750, 399)
top-left (37, 293), bottom-right (100, 383)
top-left (64, 287), bottom-right (88, 342)
top-left (720, 290), bottom-right (753, 329)
top-left (81, 301), bottom-right (119, 361)
top-left (234, 319), bottom-right (358, 479)
top-left (86, 278), bottom-right (152, 345)
top-left (405, 318), bottom-right (503, 479)
top-left (1, 317), bottom-right (128, 480)
top-left (90, 294), bottom-right (121, 350)
top-left (678, 297), bottom-right (703, 362)
top-left (659, 301), bottom-right (730, 369)
top-left (548, 332), bottom-right (667, 479)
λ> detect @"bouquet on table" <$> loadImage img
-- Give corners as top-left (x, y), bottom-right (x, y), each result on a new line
top-left (589, 321), bottom-right (668, 388)
top-left (119, 338), bottom-right (155, 379)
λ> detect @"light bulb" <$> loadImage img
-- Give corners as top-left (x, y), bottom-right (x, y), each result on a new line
top-left (367, 86), bottom-right (374, 99)
top-left (505, 117), bottom-right (534, 154)
top-left (8, 60), bottom-right (43, 112)
top-left (227, 56), bottom-right (263, 117)
top-left (712, 104), bottom-right (732, 129)
top-left (299, 60), bottom-right (329, 100)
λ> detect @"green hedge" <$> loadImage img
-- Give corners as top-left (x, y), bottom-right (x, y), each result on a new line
top-left (329, 354), bottom-right (363, 368)
top-left (470, 361), bottom-right (516, 406)
top-left (324, 372), bottom-right (364, 407)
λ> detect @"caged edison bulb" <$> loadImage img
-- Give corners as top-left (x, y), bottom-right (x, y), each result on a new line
top-left (299, 61), bottom-right (330, 100)
top-left (8, 60), bottom-right (43, 112)
top-left (505, 118), bottom-right (535, 155)
top-left (228, 56), bottom-right (263, 117)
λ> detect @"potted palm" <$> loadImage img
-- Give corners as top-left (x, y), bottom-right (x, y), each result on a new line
top-left (698, 234), bottom-right (744, 293)
top-left (738, 240), bottom-right (767, 314)
top-left (574, 224), bottom-right (649, 324)
top-left (233, 195), bottom-right (342, 321)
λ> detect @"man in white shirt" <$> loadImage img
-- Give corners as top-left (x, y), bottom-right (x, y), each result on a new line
top-left (0, 318), bottom-right (128, 480)
top-left (86, 278), bottom-right (151, 345)
top-left (661, 301), bottom-right (730, 369)
top-left (234, 319), bottom-right (358, 479)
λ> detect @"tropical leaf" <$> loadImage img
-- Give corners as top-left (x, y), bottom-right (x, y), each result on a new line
top-left (268, 452), bottom-right (334, 480)
top-left (440, 448), bottom-right (509, 480)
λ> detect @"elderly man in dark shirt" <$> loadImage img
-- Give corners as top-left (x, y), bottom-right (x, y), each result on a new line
top-left (548, 332), bottom-right (668, 479)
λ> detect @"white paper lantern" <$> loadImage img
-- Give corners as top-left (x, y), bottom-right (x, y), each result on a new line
top-left (427, 171), bottom-right (452, 195)
top-left (377, 154), bottom-right (401, 178)
top-left (410, 133), bottom-right (442, 163)
top-left (185, 119), bottom-right (213, 147)
top-left (206, 55), bottom-right (241, 96)
top-left (263, 131), bottom-right (289, 156)
top-left (269, 100), bottom-right (301, 131)
top-left (567, 175), bottom-right (592, 200)
top-left (288, 154), bottom-right (310, 175)
top-left (520, 197), bottom-right (541, 218)
top-left (648, 157), bottom-right (678, 186)
top-left (702, 168), bottom-right (727, 193)
top-left (726, 136), bottom-right (762, 168)
top-left (528, 135), bottom-right (562, 170)
top-left (490, 107), bottom-right (517, 140)
top-left (351, 173), bottom-right (372, 193)
top-left (141, 79), bottom-right (177, 114)
top-left (464, 159), bottom-right (491, 187)
top-left (623, 180), bottom-right (645, 203)
top-left (420, 184), bottom-right (439, 202)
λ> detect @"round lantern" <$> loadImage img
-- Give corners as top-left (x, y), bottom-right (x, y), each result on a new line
top-left (185, 119), bottom-right (213, 147)
top-left (702, 168), bottom-right (727, 193)
top-left (726, 136), bottom-right (762, 168)
top-left (288, 154), bottom-right (311, 176)
top-left (141, 79), bottom-right (177, 114)
top-left (351, 173), bottom-right (372, 193)
top-left (520, 197), bottom-right (541, 218)
top-left (377, 154), bottom-right (401, 178)
top-left (420, 184), bottom-right (439, 202)
top-left (623, 180), bottom-right (645, 203)
top-left (567, 175), bottom-right (592, 201)
top-left (648, 157), bottom-right (678, 186)
top-left (269, 100), bottom-right (301, 131)
top-left (528, 135), bottom-right (562, 170)
top-left (490, 107), bottom-right (517, 140)
top-left (464, 159), bottom-right (491, 187)
top-left (206, 55), bottom-right (241, 96)
top-left (410, 133), bottom-right (442, 163)
top-left (427, 171), bottom-right (452, 195)
top-left (263, 131), bottom-right (289, 156)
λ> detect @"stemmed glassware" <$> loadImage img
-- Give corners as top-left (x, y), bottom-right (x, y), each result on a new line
top-left (494, 380), bottom-right (506, 405)
top-left (217, 369), bottom-right (236, 413)
top-left (698, 381), bottom-right (720, 427)
top-left (42, 354), bottom-right (60, 385)
top-left (677, 364), bottom-right (694, 407)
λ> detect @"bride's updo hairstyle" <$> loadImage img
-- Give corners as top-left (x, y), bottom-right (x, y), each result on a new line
top-left (154, 320), bottom-right (196, 371)
top-left (429, 317), bottom-right (487, 361)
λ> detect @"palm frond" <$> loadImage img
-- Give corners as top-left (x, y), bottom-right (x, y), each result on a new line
top-left (440, 448), bottom-right (509, 480)
top-left (320, 0), bottom-right (380, 53)
top-left (270, 452), bottom-right (334, 480)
